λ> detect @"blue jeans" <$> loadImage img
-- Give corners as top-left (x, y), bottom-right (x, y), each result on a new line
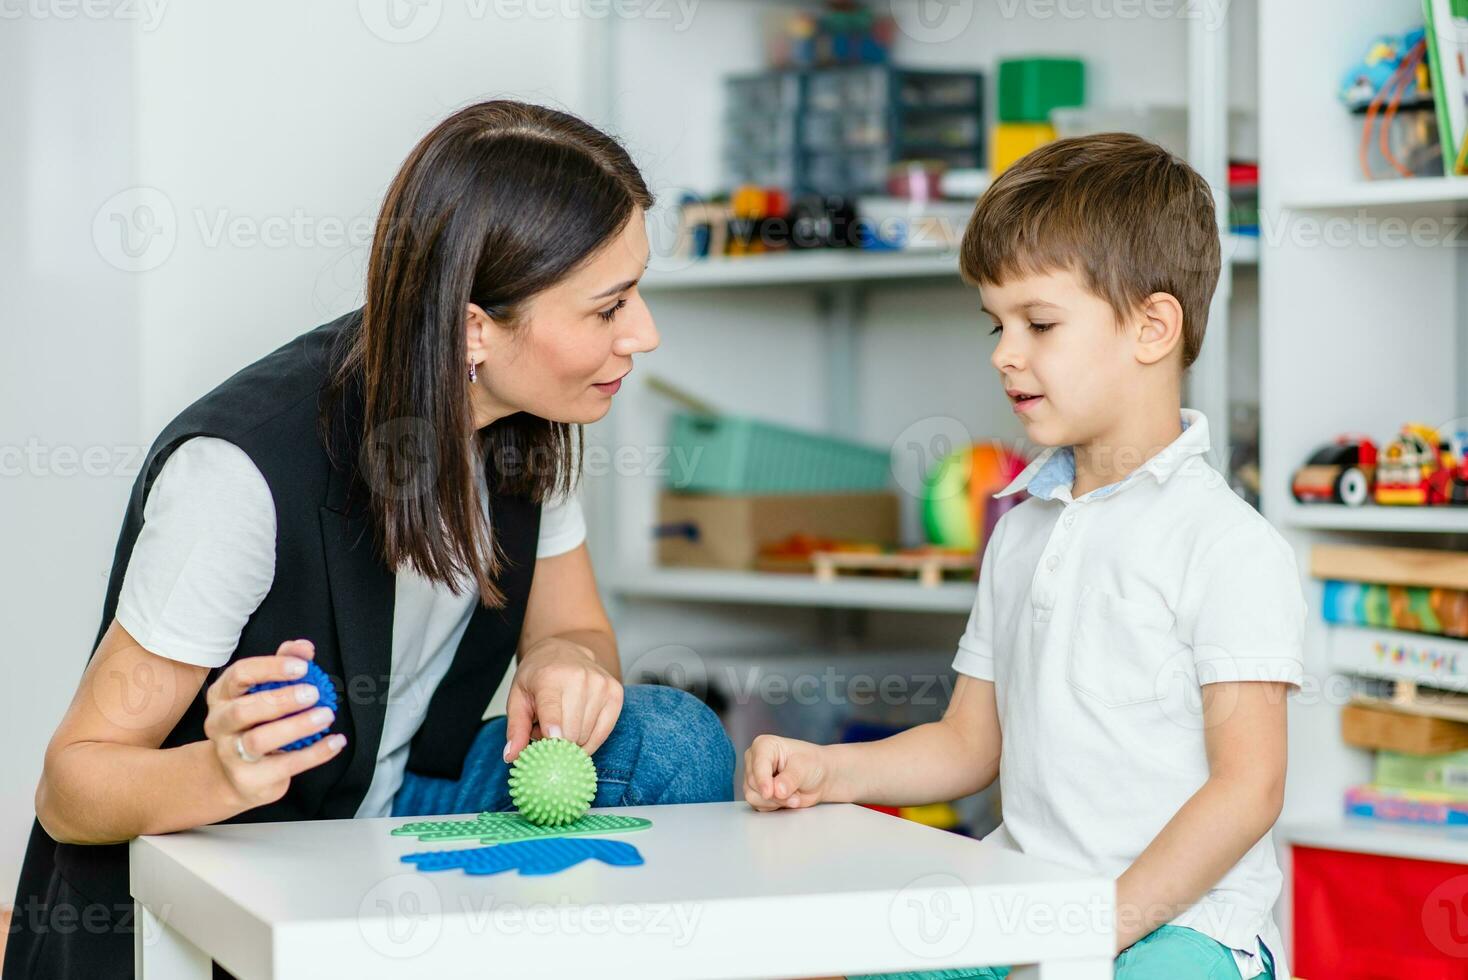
top-left (391, 684), bottom-right (736, 817)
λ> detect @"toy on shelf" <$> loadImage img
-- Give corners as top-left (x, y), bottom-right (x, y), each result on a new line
top-left (774, 2), bottom-right (894, 69)
top-left (810, 545), bottom-right (976, 588)
top-left (246, 661), bottom-right (338, 751)
top-left (1376, 423), bottom-right (1449, 505)
top-left (1338, 29), bottom-right (1442, 180)
top-left (1291, 424), bottom-right (1468, 508)
top-left (922, 442), bottom-right (1028, 552)
top-left (1339, 31), bottom-right (1431, 112)
top-left (508, 737), bottom-right (598, 827)
top-left (1290, 434), bottom-right (1377, 506)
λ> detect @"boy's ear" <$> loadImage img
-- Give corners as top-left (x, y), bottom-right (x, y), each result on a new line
top-left (1133, 292), bottom-right (1185, 367)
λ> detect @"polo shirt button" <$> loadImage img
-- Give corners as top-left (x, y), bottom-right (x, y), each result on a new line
top-left (1064, 513), bottom-right (1076, 528)
top-left (1046, 555), bottom-right (1060, 571)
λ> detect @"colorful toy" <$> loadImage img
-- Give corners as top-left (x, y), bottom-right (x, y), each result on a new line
top-left (392, 811), bottom-right (652, 843)
top-left (1339, 30), bottom-right (1430, 112)
top-left (507, 737), bottom-right (598, 827)
top-left (1291, 435), bottom-right (1378, 506)
top-left (1376, 424), bottom-right (1448, 505)
top-left (402, 837), bottom-right (644, 877)
top-left (246, 661), bottom-right (338, 751)
top-left (922, 442), bottom-right (1028, 552)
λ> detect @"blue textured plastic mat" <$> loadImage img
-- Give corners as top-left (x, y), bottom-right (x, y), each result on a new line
top-left (402, 837), bottom-right (645, 876)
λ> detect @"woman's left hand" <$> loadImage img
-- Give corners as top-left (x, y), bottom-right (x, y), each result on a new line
top-left (503, 638), bottom-right (623, 763)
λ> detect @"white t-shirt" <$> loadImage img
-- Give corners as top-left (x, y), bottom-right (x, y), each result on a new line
top-left (952, 410), bottom-right (1304, 980)
top-left (115, 435), bottom-right (587, 818)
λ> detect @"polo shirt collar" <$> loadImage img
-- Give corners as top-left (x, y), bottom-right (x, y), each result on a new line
top-left (996, 408), bottom-right (1211, 502)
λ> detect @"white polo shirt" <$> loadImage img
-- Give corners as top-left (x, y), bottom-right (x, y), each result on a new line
top-left (953, 409), bottom-right (1305, 978)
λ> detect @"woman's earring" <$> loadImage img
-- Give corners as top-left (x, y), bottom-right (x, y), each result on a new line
top-left (468, 362), bottom-right (478, 383)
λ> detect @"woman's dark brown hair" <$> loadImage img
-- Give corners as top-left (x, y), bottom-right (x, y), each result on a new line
top-left (322, 100), bottom-right (654, 606)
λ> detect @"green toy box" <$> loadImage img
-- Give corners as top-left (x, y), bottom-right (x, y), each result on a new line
top-left (668, 412), bottom-right (891, 494)
top-left (998, 57), bottom-right (1086, 124)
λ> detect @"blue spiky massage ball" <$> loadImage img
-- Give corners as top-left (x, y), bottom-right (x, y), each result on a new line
top-left (508, 737), bottom-right (598, 827)
top-left (246, 660), bottom-right (339, 751)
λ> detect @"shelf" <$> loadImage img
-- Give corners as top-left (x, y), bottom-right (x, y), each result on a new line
top-left (642, 235), bottom-right (1258, 292)
top-left (640, 250), bottom-right (962, 291)
top-left (608, 566), bottom-right (976, 613)
top-left (1280, 817), bottom-right (1468, 865)
top-left (1326, 625), bottom-right (1468, 693)
top-left (1284, 504), bottom-right (1468, 534)
top-left (1280, 176), bottom-right (1468, 214)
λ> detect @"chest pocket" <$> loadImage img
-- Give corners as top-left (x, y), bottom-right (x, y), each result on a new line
top-left (1067, 584), bottom-right (1180, 708)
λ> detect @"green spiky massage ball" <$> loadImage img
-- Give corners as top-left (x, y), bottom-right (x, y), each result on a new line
top-left (508, 737), bottom-right (597, 827)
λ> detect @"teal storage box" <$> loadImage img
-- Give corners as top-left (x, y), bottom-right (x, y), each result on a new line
top-left (998, 57), bottom-right (1086, 123)
top-left (668, 413), bottom-right (891, 494)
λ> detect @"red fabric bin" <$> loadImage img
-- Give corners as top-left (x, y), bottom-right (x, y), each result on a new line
top-left (1294, 844), bottom-right (1468, 979)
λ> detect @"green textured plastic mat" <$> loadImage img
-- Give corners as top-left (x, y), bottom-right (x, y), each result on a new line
top-left (392, 812), bottom-right (653, 843)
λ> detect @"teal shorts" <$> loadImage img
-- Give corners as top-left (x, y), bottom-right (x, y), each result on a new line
top-left (850, 925), bottom-right (1276, 980)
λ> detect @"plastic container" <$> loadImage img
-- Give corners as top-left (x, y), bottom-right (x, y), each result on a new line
top-left (668, 412), bottom-right (891, 494)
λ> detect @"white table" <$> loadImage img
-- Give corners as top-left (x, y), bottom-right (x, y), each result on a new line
top-left (131, 801), bottom-right (1115, 979)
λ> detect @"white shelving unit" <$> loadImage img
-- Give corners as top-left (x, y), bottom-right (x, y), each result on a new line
top-left (1281, 175), bottom-right (1468, 212)
top-left (643, 236), bottom-right (1258, 293)
top-left (1286, 503), bottom-right (1468, 534)
top-left (596, 4), bottom-right (1260, 623)
top-left (1261, 0), bottom-right (1468, 879)
top-left (612, 566), bottom-right (977, 613)
top-left (1279, 818), bottom-right (1468, 865)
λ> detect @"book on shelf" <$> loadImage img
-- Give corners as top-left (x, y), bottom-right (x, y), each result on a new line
top-left (1377, 748), bottom-right (1468, 797)
top-left (1346, 782), bottom-right (1468, 825)
top-left (1422, 0), bottom-right (1468, 175)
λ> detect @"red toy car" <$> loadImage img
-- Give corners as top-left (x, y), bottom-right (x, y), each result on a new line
top-left (1292, 436), bottom-right (1377, 506)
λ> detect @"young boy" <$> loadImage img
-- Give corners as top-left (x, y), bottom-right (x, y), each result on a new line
top-left (744, 133), bottom-right (1305, 979)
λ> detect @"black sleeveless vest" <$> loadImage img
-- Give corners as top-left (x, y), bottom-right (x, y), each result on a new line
top-left (4, 310), bottom-right (541, 979)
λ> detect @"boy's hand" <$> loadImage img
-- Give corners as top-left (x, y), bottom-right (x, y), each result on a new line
top-left (743, 734), bottom-right (833, 811)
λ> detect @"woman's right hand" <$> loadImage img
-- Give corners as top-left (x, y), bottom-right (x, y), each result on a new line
top-left (203, 638), bottom-right (347, 809)
top-left (743, 733), bottom-right (834, 811)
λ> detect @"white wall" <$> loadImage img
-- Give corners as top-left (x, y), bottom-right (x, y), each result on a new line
top-left (1, 0), bottom-right (598, 899)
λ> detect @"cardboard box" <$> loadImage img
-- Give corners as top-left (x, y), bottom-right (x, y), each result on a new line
top-left (656, 491), bottom-right (898, 571)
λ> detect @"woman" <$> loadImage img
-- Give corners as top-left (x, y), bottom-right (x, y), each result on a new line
top-left (6, 100), bottom-right (735, 980)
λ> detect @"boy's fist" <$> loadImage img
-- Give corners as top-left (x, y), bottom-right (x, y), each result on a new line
top-left (743, 734), bottom-right (831, 811)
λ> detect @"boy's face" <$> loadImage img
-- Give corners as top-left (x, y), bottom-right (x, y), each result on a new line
top-left (982, 267), bottom-right (1144, 449)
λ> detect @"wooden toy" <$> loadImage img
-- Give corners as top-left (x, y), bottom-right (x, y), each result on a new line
top-left (1291, 435), bottom-right (1377, 506)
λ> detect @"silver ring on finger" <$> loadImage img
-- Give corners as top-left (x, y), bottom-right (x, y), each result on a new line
top-left (234, 735), bottom-right (262, 764)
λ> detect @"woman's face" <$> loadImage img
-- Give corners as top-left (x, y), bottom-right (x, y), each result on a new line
top-left (467, 208), bottom-right (658, 426)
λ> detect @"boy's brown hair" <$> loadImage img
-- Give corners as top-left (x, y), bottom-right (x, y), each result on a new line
top-left (960, 132), bottom-right (1220, 369)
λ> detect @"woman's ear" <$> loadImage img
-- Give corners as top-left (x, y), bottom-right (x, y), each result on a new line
top-left (1134, 292), bottom-right (1185, 367)
top-left (465, 303), bottom-right (494, 367)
